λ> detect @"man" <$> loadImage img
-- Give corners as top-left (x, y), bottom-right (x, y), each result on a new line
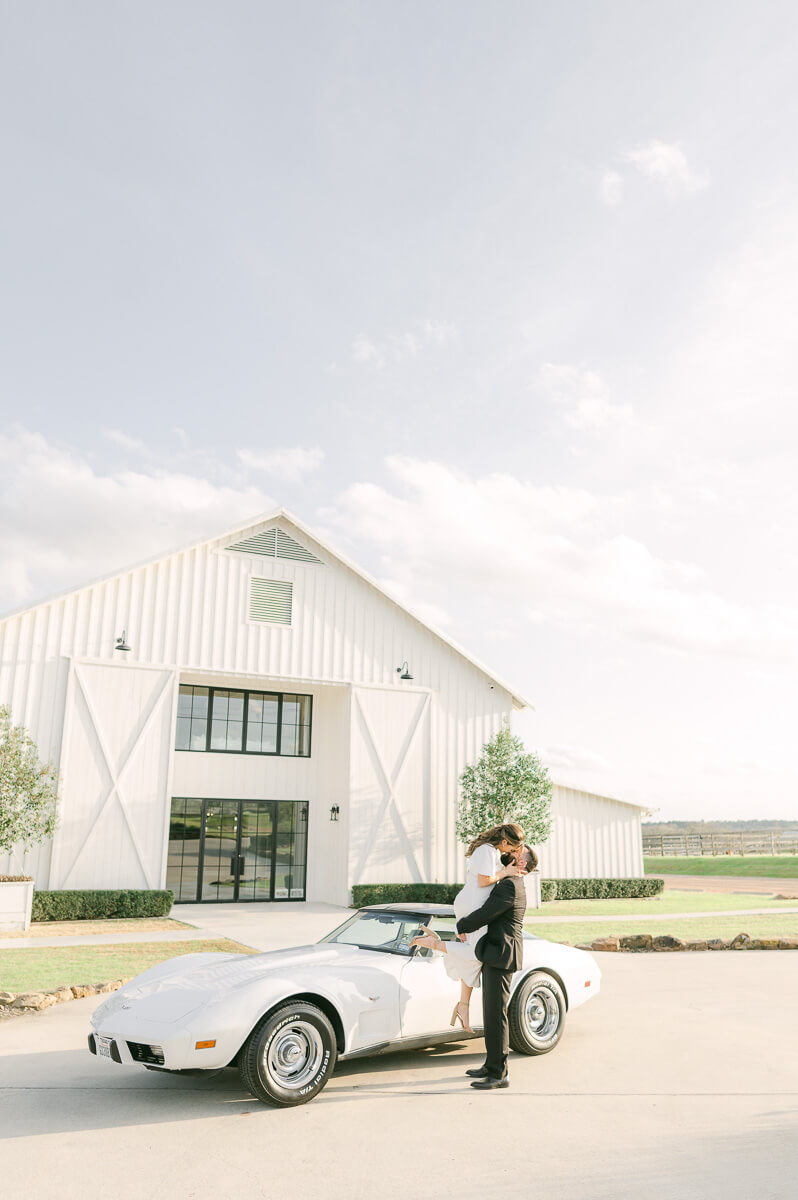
top-left (455, 844), bottom-right (535, 1090)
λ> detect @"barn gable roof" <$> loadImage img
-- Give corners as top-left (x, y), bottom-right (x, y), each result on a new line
top-left (0, 506), bottom-right (533, 709)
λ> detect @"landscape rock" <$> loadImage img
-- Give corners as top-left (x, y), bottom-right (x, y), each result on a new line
top-left (707, 939), bottom-right (728, 951)
top-left (730, 933), bottom-right (752, 950)
top-left (620, 934), bottom-right (653, 952)
top-left (0, 991), bottom-right (15, 1004)
top-left (777, 936), bottom-right (798, 949)
top-left (52, 987), bottom-right (74, 1004)
top-left (686, 940), bottom-right (709, 951)
top-left (576, 943), bottom-right (594, 951)
top-left (70, 984), bottom-right (95, 999)
top-left (651, 935), bottom-right (686, 952)
top-left (750, 938), bottom-right (780, 950)
top-left (11, 992), bottom-right (58, 1011)
top-left (591, 937), bottom-right (620, 952)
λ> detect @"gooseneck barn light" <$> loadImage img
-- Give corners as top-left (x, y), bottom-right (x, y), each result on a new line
top-left (396, 661), bottom-right (413, 680)
top-left (115, 631), bottom-right (132, 653)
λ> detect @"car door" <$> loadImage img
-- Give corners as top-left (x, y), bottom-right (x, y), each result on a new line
top-left (398, 914), bottom-right (465, 1038)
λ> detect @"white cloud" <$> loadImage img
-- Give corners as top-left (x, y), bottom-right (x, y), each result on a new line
top-left (599, 168), bottom-right (624, 206)
top-left (236, 446), bottom-right (325, 482)
top-left (0, 429), bottom-right (274, 613)
top-left (624, 140), bottom-right (709, 195)
top-left (350, 320), bottom-right (457, 370)
top-left (536, 363), bottom-right (634, 431)
top-left (324, 457), bottom-right (798, 663)
top-left (539, 744), bottom-right (611, 771)
top-left (104, 429), bottom-right (148, 453)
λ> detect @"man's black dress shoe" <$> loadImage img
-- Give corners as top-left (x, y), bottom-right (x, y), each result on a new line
top-left (465, 1067), bottom-right (488, 1078)
top-left (470, 1076), bottom-right (509, 1090)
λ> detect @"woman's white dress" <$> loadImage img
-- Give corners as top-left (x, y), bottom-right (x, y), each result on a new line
top-left (443, 842), bottom-right (501, 989)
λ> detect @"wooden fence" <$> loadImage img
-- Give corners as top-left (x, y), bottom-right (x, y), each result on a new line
top-left (643, 831), bottom-right (798, 857)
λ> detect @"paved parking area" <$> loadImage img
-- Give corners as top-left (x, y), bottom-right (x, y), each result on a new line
top-left (2, 946), bottom-right (797, 1200)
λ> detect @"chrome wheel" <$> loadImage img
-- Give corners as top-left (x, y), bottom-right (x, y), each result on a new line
top-left (266, 1021), bottom-right (324, 1090)
top-left (508, 972), bottom-right (566, 1055)
top-left (523, 985), bottom-right (560, 1041)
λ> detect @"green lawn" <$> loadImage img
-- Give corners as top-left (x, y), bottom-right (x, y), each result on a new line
top-left (0, 938), bottom-right (256, 994)
top-left (532, 893), bottom-right (797, 918)
top-left (526, 913), bottom-right (798, 946)
top-left (644, 855), bottom-right (798, 879)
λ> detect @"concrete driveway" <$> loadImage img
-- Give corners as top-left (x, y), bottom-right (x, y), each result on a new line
top-left (2, 946), bottom-right (797, 1200)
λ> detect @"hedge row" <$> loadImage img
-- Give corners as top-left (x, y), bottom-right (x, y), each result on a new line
top-left (31, 889), bottom-right (174, 922)
top-left (548, 877), bottom-right (665, 900)
top-left (351, 877), bottom-right (663, 907)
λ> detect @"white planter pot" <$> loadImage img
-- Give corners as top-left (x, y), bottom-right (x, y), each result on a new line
top-left (524, 871), bottom-right (542, 910)
top-left (0, 879), bottom-right (35, 932)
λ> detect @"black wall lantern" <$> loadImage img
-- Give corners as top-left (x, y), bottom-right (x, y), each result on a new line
top-left (115, 630), bottom-right (132, 653)
top-left (329, 805), bottom-right (340, 822)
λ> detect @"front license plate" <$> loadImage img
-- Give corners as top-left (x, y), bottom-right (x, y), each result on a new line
top-left (96, 1036), bottom-right (113, 1060)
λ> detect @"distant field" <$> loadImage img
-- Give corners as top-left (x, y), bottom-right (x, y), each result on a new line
top-left (526, 913), bottom-right (798, 946)
top-left (644, 856), bottom-right (798, 879)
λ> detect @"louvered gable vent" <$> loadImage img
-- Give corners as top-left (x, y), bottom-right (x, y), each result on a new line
top-left (249, 578), bottom-right (293, 625)
top-left (228, 526), bottom-right (322, 564)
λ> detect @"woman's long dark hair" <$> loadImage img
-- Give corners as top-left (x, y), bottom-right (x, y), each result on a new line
top-left (466, 822), bottom-right (524, 858)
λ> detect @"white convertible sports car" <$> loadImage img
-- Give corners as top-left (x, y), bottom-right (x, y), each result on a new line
top-left (88, 903), bottom-right (601, 1106)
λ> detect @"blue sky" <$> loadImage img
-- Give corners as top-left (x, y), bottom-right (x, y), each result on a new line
top-left (2, 2), bottom-right (797, 819)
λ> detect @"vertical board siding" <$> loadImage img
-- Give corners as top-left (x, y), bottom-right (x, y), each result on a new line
top-left (539, 785), bottom-right (645, 879)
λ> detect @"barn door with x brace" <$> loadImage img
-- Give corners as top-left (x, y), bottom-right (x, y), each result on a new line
top-left (348, 686), bottom-right (433, 888)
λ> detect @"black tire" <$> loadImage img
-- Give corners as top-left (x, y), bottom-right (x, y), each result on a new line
top-left (239, 1002), bottom-right (337, 1107)
top-left (508, 972), bottom-right (566, 1055)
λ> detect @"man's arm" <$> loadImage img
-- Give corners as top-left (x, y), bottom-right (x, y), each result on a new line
top-left (456, 877), bottom-right (514, 935)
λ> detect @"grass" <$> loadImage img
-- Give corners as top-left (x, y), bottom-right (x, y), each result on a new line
top-left (531, 893), bottom-right (798, 919)
top-left (644, 855), bottom-right (798, 879)
top-left (0, 918), bottom-right (195, 941)
top-left (526, 913), bottom-right (798, 947)
top-left (0, 938), bottom-right (256, 994)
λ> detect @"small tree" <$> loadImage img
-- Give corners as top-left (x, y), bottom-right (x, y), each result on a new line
top-left (455, 725), bottom-right (552, 848)
top-left (0, 705), bottom-right (59, 857)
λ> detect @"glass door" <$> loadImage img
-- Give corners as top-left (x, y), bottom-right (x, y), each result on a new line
top-left (168, 798), bottom-right (309, 901)
top-left (239, 801), bottom-right (274, 901)
top-left (201, 800), bottom-right (240, 901)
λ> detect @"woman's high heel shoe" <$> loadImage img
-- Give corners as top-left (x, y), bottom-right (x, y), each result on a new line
top-left (451, 1003), bottom-right (474, 1034)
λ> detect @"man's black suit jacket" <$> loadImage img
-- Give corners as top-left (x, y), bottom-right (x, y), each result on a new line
top-left (455, 875), bottom-right (526, 972)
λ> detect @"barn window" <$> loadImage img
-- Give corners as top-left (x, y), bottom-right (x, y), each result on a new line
top-left (175, 686), bottom-right (312, 758)
top-left (249, 577), bottom-right (292, 625)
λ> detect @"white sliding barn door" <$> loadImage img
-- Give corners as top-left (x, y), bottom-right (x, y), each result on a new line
top-left (50, 660), bottom-right (177, 890)
top-left (348, 687), bottom-right (432, 887)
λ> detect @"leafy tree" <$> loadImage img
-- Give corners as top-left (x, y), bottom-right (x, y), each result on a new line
top-left (0, 705), bottom-right (59, 857)
top-left (455, 725), bottom-right (552, 847)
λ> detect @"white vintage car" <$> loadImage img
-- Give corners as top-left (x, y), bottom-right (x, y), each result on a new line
top-left (88, 903), bottom-right (601, 1106)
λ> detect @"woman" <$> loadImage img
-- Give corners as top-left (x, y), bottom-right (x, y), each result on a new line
top-left (411, 823), bottom-right (526, 1032)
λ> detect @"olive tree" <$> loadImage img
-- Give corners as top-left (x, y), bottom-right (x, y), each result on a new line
top-left (0, 705), bottom-right (59, 856)
top-left (455, 725), bottom-right (552, 847)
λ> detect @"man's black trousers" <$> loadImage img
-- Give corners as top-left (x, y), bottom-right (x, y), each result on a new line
top-left (481, 964), bottom-right (513, 1079)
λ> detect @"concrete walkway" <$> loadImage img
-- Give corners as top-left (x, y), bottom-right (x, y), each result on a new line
top-left (0, 903), bottom-right (350, 954)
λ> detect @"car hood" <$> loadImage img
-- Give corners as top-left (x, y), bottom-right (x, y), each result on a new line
top-left (92, 944), bottom-right (360, 1025)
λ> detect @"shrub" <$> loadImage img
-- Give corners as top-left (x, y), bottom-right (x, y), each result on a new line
top-left (0, 875), bottom-right (33, 883)
top-left (31, 889), bottom-right (174, 922)
top-left (540, 879), bottom-right (558, 902)
top-left (352, 879), bottom-right (558, 907)
top-left (351, 883), bottom-right (462, 908)
top-left (548, 877), bottom-right (665, 900)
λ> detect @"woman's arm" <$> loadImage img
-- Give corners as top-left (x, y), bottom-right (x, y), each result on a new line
top-left (477, 864), bottom-right (524, 888)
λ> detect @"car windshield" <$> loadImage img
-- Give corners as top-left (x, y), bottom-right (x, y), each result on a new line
top-left (320, 910), bottom-right (429, 956)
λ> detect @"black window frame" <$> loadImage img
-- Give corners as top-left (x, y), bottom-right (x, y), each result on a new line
top-left (175, 686), bottom-right (312, 758)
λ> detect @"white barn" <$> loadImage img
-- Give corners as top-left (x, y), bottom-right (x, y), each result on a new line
top-left (0, 509), bottom-right (645, 905)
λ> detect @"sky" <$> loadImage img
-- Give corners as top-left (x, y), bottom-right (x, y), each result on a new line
top-left (1, 1), bottom-right (797, 821)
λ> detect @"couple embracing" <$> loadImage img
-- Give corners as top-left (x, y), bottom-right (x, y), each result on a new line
top-left (412, 822), bottom-right (537, 1090)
